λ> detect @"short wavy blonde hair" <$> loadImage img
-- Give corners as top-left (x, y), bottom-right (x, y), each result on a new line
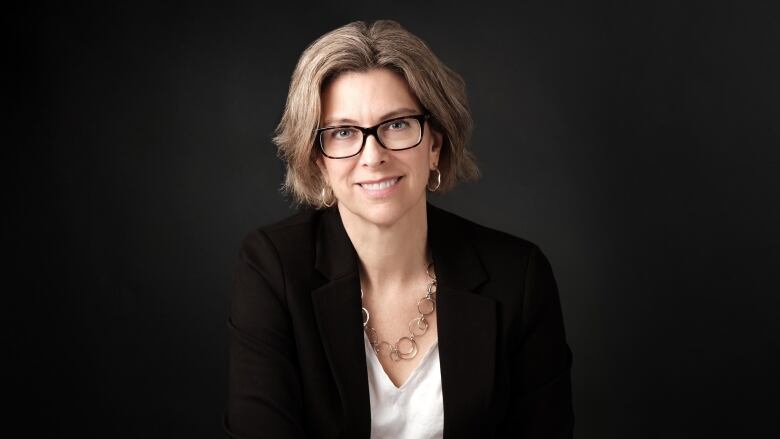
top-left (273, 20), bottom-right (480, 208)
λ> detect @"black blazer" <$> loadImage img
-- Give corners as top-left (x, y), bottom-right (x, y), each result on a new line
top-left (224, 203), bottom-right (574, 438)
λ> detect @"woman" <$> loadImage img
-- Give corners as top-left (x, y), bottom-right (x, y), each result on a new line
top-left (225, 20), bottom-right (574, 439)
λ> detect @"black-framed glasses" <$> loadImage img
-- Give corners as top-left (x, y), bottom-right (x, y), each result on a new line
top-left (315, 113), bottom-right (431, 159)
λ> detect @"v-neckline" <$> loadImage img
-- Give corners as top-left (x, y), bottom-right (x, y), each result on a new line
top-left (363, 332), bottom-right (439, 391)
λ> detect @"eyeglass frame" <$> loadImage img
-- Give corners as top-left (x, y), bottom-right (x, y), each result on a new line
top-left (315, 113), bottom-right (431, 159)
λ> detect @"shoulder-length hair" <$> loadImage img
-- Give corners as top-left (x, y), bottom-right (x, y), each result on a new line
top-left (273, 19), bottom-right (480, 208)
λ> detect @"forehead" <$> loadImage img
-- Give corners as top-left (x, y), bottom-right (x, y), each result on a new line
top-left (320, 68), bottom-right (422, 125)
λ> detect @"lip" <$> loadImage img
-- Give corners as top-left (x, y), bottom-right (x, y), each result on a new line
top-left (355, 176), bottom-right (403, 198)
top-left (355, 176), bottom-right (402, 185)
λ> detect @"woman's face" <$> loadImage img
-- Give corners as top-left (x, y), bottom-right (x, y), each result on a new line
top-left (316, 68), bottom-right (442, 227)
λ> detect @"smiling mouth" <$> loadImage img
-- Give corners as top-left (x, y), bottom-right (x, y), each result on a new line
top-left (358, 176), bottom-right (402, 190)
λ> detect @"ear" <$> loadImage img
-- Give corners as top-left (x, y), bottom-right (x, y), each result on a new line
top-left (429, 128), bottom-right (443, 169)
top-left (315, 156), bottom-right (329, 183)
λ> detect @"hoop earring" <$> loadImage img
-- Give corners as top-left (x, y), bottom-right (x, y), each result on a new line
top-left (427, 167), bottom-right (441, 192)
top-left (321, 186), bottom-right (336, 208)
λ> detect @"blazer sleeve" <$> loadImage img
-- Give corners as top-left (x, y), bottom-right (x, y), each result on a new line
top-left (223, 230), bottom-right (307, 439)
top-left (499, 244), bottom-right (575, 438)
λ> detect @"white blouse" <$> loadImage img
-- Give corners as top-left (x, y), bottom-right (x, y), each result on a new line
top-left (363, 332), bottom-right (444, 439)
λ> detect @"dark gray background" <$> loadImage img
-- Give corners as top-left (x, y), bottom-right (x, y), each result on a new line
top-left (9, 1), bottom-right (779, 437)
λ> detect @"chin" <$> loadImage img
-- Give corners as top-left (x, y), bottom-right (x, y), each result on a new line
top-left (361, 204), bottom-right (409, 228)
top-left (339, 199), bottom-right (412, 228)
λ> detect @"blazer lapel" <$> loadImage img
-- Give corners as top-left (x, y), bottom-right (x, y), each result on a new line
top-left (310, 203), bottom-right (497, 439)
top-left (311, 207), bottom-right (371, 438)
top-left (428, 203), bottom-right (497, 438)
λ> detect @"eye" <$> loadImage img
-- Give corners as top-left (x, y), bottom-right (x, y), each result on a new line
top-left (387, 120), bottom-right (409, 130)
top-left (330, 128), bottom-right (357, 139)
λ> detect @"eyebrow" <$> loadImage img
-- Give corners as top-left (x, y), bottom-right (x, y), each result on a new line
top-left (322, 107), bottom-right (421, 127)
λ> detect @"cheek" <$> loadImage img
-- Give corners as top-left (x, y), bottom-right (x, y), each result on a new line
top-left (407, 152), bottom-right (433, 182)
top-left (325, 162), bottom-right (354, 185)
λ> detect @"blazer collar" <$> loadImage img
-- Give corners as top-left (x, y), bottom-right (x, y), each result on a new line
top-left (310, 202), bottom-right (497, 439)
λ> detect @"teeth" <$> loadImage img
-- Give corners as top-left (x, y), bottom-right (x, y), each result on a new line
top-left (360, 177), bottom-right (399, 190)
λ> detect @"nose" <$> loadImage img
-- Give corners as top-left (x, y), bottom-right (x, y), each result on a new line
top-left (359, 133), bottom-right (387, 167)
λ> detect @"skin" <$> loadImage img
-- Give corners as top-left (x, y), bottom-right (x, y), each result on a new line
top-left (316, 68), bottom-right (442, 387)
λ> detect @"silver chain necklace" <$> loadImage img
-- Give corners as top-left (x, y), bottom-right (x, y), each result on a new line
top-left (361, 262), bottom-right (437, 362)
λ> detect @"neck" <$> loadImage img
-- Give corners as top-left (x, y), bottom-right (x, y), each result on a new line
top-left (338, 199), bottom-right (430, 295)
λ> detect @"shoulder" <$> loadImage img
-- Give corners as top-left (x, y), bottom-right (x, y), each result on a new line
top-left (429, 203), bottom-right (542, 263)
top-left (238, 208), bottom-right (321, 258)
top-left (234, 208), bottom-right (325, 287)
